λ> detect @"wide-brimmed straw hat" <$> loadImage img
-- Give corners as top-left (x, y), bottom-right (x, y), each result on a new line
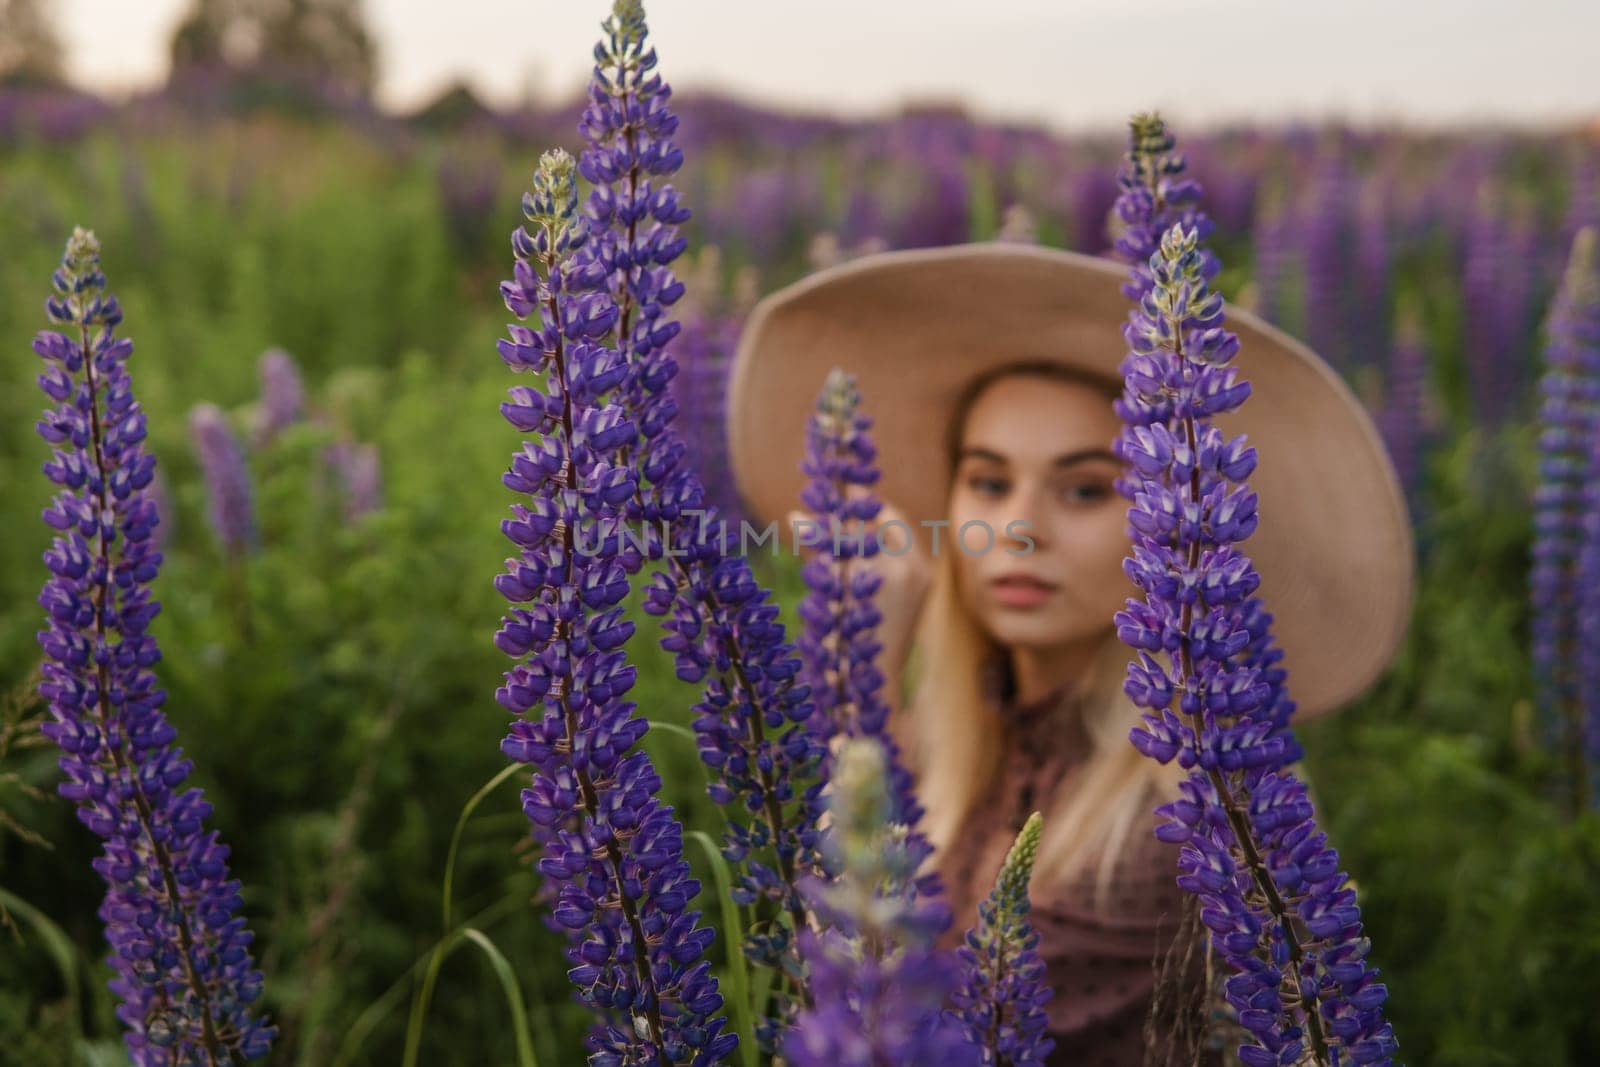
top-left (726, 242), bottom-right (1414, 718)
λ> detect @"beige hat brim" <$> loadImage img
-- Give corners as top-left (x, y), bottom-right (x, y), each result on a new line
top-left (727, 242), bottom-right (1414, 719)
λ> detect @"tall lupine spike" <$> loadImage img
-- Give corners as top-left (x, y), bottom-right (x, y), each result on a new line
top-left (1531, 227), bottom-right (1600, 813)
top-left (1116, 221), bottom-right (1399, 1066)
top-left (1112, 112), bottom-right (1218, 303)
top-left (188, 402), bottom-right (256, 558)
top-left (33, 227), bottom-right (274, 1064)
top-left (783, 738), bottom-right (980, 1067)
top-left (796, 368), bottom-right (946, 907)
top-left (492, 150), bottom-right (735, 1066)
top-left (1112, 117), bottom-right (1302, 768)
top-left (571, 0), bottom-right (826, 1043)
top-left (947, 813), bottom-right (1054, 1067)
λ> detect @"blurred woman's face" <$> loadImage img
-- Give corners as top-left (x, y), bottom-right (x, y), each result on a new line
top-left (946, 373), bottom-right (1130, 653)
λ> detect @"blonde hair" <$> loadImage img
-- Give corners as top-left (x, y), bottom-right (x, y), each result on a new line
top-left (893, 362), bottom-right (1186, 912)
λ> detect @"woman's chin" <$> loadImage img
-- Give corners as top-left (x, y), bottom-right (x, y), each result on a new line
top-left (981, 612), bottom-right (1080, 649)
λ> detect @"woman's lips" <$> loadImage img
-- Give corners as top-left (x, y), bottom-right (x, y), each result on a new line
top-left (988, 574), bottom-right (1059, 609)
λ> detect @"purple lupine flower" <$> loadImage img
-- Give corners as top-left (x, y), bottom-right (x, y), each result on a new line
top-left (797, 369), bottom-right (891, 745)
top-left (255, 347), bottom-right (304, 445)
top-left (1066, 163), bottom-right (1119, 255)
top-left (1354, 176), bottom-right (1394, 375)
top-left (326, 439), bottom-right (383, 521)
top-left (1250, 186), bottom-right (1295, 328)
top-left (493, 149), bottom-right (734, 1065)
top-left (1460, 185), bottom-right (1543, 427)
top-left (1112, 113), bottom-right (1218, 304)
top-left (1114, 217), bottom-right (1397, 1064)
top-left (1377, 308), bottom-right (1429, 501)
top-left (1530, 226), bottom-right (1600, 811)
top-left (437, 149), bottom-right (503, 255)
top-left (668, 308), bottom-right (744, 529)
top-left (188, 402), bottom-right (256, 558)
top-left (795, 369), bottom-right (947, 922)
top-left (783, 738), bottom-right (981, 1067)
top-left (572, 1), bottom-right (825, 1042)
top-left (33, 228), bottom-right (274, 1064)
top-left (1300, 153), bottom-right (1355, 374)
top-left (947, 812), bottom-right (1054, 1067)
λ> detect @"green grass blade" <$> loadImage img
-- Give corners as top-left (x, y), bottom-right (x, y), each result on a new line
top-left (337, 891), bottom-right (526, 1067)
top-left (0, 884), bottom-right (81, 1031)
top-left (442, 762), bottom-right (523, 931)
top-left (688, 829), bottom-right (755, 1067)
top-left (401, 762), bottom-right (525, 1067)
top-left (647, 719), bottom-right (698, 749)
top-left (457, 927), bottom-right (539, 1067)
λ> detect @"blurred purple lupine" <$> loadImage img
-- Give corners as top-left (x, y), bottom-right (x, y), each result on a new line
top-left (33, 228), bottom-right (274, 1064)
top-left (947, 812), bottom-right (1054, 1067)
top-left (1354, 177), bottom-right (1395, 374)
top-left (255, 347), bottom-right (304, 445)
top-left (668, 307), bottom-right (744, 529)
top-left (188, 402), bottom-right (256, 557)
top-left (326, 439), bottom-right (383, 521)
top-left (1250, 187), bottom-right (1295, 327)
top-left (1530, 226), bottom-right (1600, 811)
top-left (1114, 215), bottom-right (1398, 1064)
top-left (1461, 186), bottom-right (1543, 427)
top-left (795, 369), bottom-right (947, 921)
top-left (571, 1), bottom-right (825, 1038)
top-left (783, 738), bottom-right (980, 1067)
top-left (797, 369), bottom-right (891, 744)
top-left (1378, 307), bottom-right (1429, 501)
top-left (1067, 163), bottom-right (1119, 255)
top-left (1300, 153), bottom-right (1356, 373)
top-left (493, 148), bottom-right (734, 1065)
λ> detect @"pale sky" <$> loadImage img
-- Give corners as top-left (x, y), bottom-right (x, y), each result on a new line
top-left (59, 0), bottom-right (1600, 131)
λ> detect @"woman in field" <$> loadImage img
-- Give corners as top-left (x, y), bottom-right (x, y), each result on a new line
top-left (727, 242), bottom-right (1413, 1065)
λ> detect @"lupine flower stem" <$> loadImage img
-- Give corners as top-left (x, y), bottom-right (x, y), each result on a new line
top-left (34, 228), bottom-right (272, 1064)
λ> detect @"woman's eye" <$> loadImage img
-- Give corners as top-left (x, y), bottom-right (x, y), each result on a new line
top-left (1059, 481), bottom-right (1111, 504)
top-left (965, 474), bottom-right (1009, 496)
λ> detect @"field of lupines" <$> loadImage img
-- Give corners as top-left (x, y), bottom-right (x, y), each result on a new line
top-left (3, 4), bottom-right (1600, 1065)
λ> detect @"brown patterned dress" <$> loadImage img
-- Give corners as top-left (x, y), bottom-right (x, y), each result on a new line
top-left (933, 683), bottom-right (1218, 1067)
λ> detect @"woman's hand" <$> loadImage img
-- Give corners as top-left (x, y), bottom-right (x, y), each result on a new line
top-left (786, 499), bottom-right (932, 687)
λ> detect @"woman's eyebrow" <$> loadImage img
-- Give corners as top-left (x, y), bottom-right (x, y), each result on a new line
top-left (1053, 447), bottom-right (1119, 467)
top-left (956, 446), bottom-right (1118, 466)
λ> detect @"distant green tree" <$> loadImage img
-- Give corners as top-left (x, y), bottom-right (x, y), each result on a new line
top-left (0, 0), bottom-right (65, 87)
top-left (169, 0), bottom-right (377, 97)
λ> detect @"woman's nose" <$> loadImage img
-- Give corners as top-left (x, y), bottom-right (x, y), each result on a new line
top-left (1002, 486), bottom-right (1047, 551)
